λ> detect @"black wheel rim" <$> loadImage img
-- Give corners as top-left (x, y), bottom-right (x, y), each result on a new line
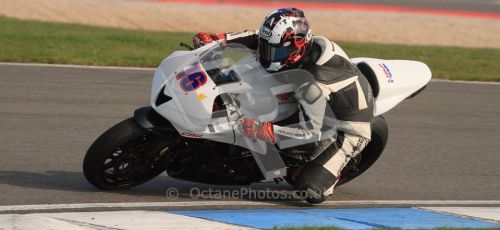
top-left (99, 133), bottom-right (168, 187)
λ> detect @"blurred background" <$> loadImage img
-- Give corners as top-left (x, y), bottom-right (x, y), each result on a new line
top-left (0, 0), bottom-right (499, 80)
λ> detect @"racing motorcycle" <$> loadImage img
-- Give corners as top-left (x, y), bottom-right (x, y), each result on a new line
top-left (83, 41), bottom-right (431, 203)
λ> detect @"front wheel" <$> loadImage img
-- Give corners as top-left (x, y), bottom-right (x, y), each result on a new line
top-left (83, 118), bottom-right (177, 190)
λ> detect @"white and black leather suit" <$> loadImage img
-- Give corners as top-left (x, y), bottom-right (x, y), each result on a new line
top-left (227, 30), bottom-right (375, 196)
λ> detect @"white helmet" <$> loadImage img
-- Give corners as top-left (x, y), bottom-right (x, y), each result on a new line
top-left (258, 8), bottom-right (313, 72)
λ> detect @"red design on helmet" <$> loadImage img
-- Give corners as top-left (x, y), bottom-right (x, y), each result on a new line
top-left (258, 8), bottom-right (313, 72)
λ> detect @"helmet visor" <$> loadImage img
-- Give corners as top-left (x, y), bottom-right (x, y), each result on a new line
top-left (258, 39), bottom-right (291, 63)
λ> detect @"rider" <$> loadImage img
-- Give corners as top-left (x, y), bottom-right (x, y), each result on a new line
top-left (193, 8), bottom-right (374, 201)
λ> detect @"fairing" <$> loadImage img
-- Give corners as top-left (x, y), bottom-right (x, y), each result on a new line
top-left (151, 42), bottom-right (338, 180)
top-left (351, 58), bottom-right (432, 116)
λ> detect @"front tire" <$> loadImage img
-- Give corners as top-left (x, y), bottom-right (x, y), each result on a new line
top-left (83, 118), bottom-right (176, 190)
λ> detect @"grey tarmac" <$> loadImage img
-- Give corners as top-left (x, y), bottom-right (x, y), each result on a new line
top-left (0, 64), bottom-right (499, 212)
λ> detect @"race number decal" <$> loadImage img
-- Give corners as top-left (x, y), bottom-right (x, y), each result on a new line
top-left (176, 63), bottom-right (208, 92)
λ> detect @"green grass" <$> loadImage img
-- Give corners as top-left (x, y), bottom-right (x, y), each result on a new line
top-left (340, 42), bottom-right (500, 82)
top-left (275, 227), bottom-right (344, 230)
top-left (0, 16), bottom-right (192, 67)
top-left (0, 16), bottom-right (499, 81)
top-left (275, 228), bottom-right (500, 230)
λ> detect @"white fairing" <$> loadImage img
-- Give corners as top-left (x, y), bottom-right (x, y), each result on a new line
top-left (151, 45), bottom-right (235, 142)
top-left (149, 43), bottom-right (432, 180)
top-left (351, 58), bottom-right (432, 116)
top-left (150, 43), bottom-right (301, 145)
top-left (152, 44), bottom-right (432, 139)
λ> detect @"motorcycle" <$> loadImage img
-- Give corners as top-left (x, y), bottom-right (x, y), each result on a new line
top-left (83, 41), bottom-right (431, 203)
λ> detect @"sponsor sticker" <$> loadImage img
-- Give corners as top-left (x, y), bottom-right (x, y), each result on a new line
top-left (260, 26), bottom-right (273, 40)
top-left (379, 63), bottom-right (394, 83)
top-left (198, 93), bottom-right (206, 101)
top-left (275, 127), bottom-right (308, 138)
top-left (276, 91), bottom-right (297, 105)
top-left (181, 132), bottom-right (203, 138)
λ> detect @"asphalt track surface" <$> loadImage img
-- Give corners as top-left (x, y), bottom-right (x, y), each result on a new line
top-left (0, 64), bottom-right (499, 210)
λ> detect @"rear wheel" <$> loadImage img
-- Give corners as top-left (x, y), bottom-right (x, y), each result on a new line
top-left (284, 116), bottom-right (388, 188)
top-left (83, 118), bottom-right (177, 190)
top-left (336, 116), bottom-right (388, 186)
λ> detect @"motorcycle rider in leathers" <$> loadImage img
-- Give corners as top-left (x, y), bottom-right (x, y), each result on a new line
top-left (193, 8), bottom-right (374, 201)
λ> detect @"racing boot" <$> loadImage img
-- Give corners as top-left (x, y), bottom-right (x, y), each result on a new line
top-left (295, 134), bottom-right (370, 204)
top-left (294, 161), bottom-right (339, 204)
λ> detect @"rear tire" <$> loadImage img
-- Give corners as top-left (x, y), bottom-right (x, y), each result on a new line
top-left (336, 115), bottom-right (388, 186)
top-left (83, 118), bottom-right (176, 190)
top-left (284, 116), bottom-right (388, 188)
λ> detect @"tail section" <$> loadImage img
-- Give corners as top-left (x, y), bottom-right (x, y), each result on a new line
top-left (352, 58), bottom-right (432, 116)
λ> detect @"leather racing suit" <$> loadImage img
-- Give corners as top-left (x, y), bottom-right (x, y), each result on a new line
top-left (226, 30), bottom-right (374, 196)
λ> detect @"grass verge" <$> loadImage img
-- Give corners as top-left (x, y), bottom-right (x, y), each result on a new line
top-left (0, 16), bottom-right (498, 81)
top-left (276, 227), bottom-right (500, 230)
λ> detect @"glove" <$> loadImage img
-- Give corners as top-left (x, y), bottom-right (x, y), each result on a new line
top-left (240, 118), bottom-right (276, 144)
top-left (193, 32), bottom-right (226, 48)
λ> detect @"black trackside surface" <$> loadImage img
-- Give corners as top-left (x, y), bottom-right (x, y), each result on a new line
top-left (0, 64), bottom-right (499, 208)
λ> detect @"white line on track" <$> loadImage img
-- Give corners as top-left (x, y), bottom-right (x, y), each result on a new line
top-left (0, 211), bottom-right (250, 230)
top-left (431, 78), bottom-right (500, 85)
top-left (1, 62), bottom-right (499, 85)
top-left (420, 207), bottom-right (500, 222)
top-left (0, 201), bottom-right (274, 212)
top-left (1, 200), bottom-right (500, 212)
top-left (0, 62), bottom-right (156, 71)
